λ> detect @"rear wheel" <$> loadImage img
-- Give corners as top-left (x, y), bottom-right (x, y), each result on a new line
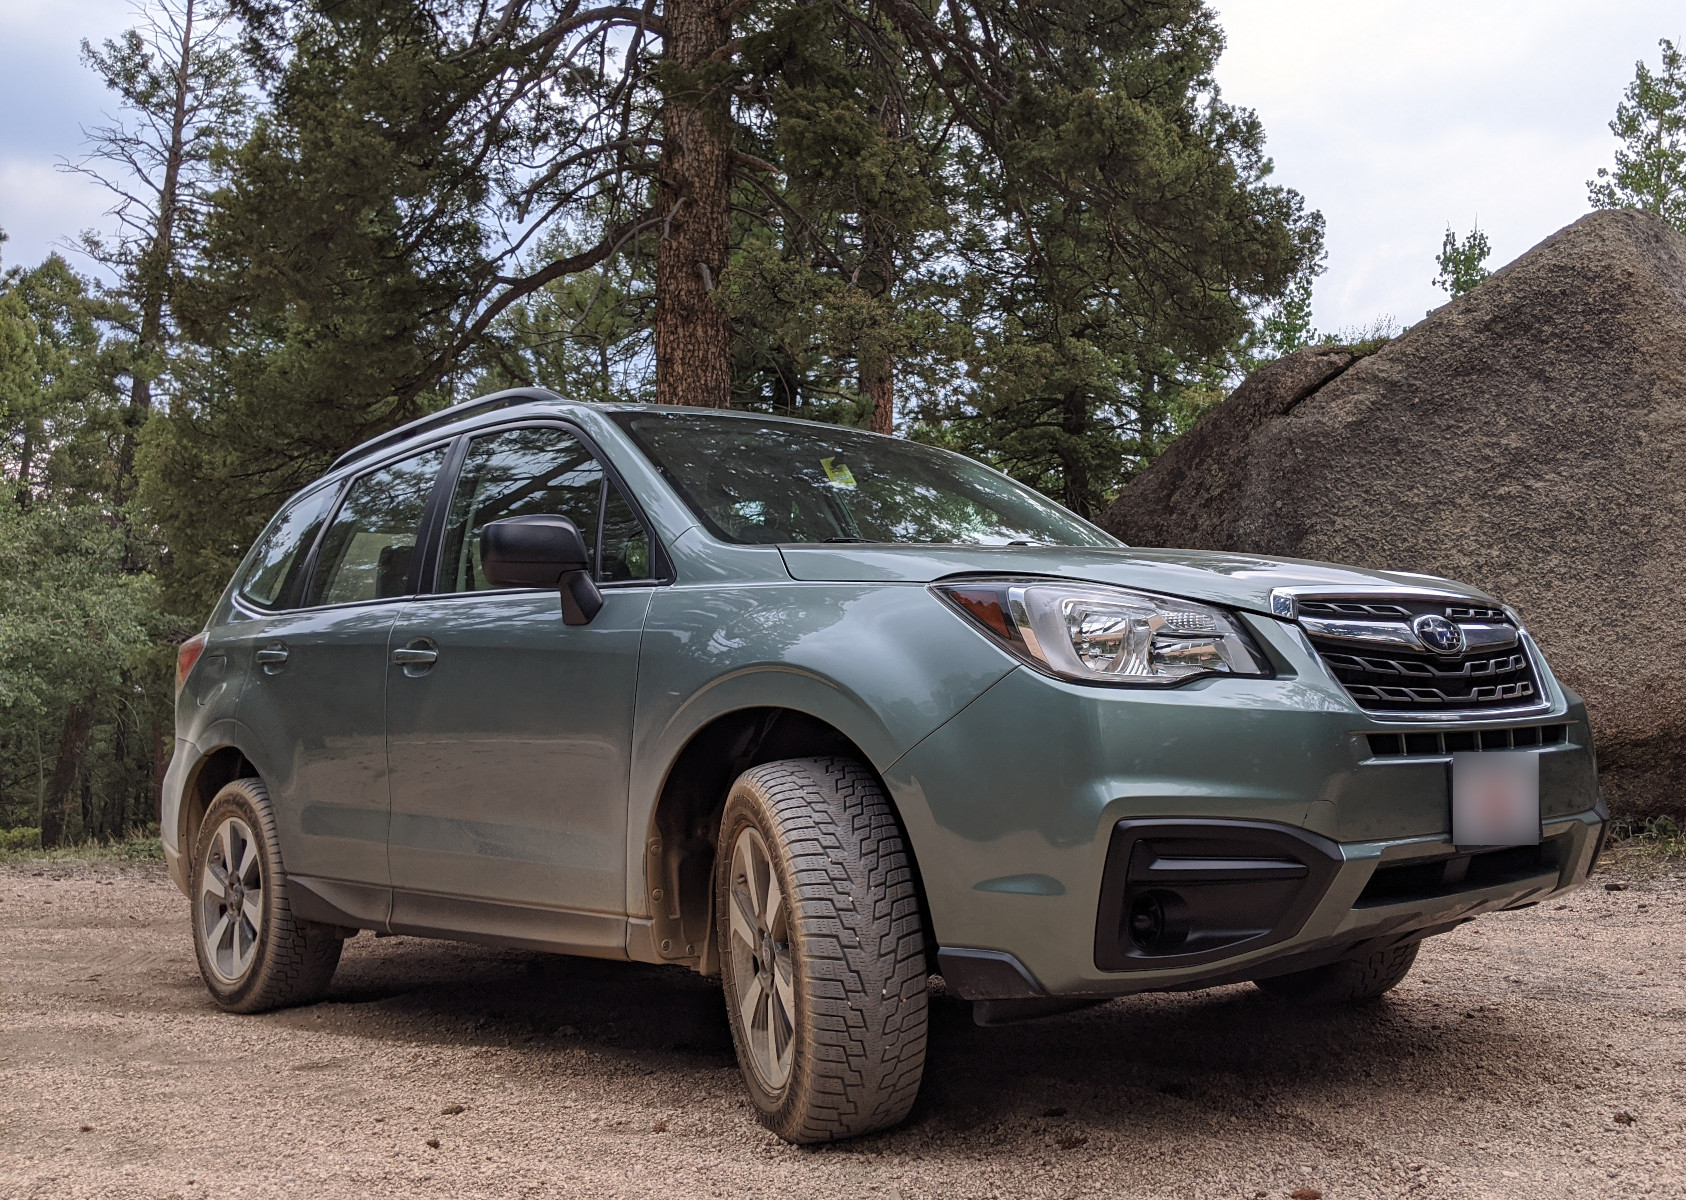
top-left (191, 777), bottom-right (342, 1013)
top-left (1254, 941), bottom-right (1420, 1004)
top-left (715, 757), bottom-right (929, 1143)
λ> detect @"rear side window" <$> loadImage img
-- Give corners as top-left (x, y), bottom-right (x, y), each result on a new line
top-left (437, 425), bottom-right (652, 592)
top-left (237, 484), bottom-right (339, 609)
top-left (305, 446), bottom-right (448, 607)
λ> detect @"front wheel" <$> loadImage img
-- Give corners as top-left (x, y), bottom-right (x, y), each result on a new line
top-left (1254, 940), bottom-right (1420, 1004)
top-left (190, 777), bottom-right (343, 1013)
top-left (715, 757), bottom-right (929, 1143)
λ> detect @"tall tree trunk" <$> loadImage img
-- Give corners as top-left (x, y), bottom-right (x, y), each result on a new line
top-left (861, 356), bottom-right (895, 435)
top-left (116, 0), bottom-right (196, 510)
top-left (1060, 389), bottom-right (1091, 518)
top-left (860, 89), bottom-right (905, 436)
top-left (654, 0), bottom-right (733, 409)
top-left (40, 697), bottom-right (97, 848)
top-left (16, 426), bottom-right (34, 510)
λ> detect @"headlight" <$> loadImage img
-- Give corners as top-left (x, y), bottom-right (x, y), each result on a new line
top-left (932, 578), bottom-right (1270, 686)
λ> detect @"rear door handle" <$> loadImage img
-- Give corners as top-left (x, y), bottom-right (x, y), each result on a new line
top-left (392, 639), bottom-right (439, 672)
top-left (255, 643), bottom-right (289, 670)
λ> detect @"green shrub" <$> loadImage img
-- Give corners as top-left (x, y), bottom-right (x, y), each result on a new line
top-left (0, 827), bottom-right (42, 852)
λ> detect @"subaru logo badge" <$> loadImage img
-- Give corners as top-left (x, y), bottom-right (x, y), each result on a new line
top-left (1412, 613), bottom-right (1466, 657)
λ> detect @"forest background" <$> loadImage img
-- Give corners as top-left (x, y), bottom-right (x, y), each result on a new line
top-left (1, 0), bottom-right (1680, 849)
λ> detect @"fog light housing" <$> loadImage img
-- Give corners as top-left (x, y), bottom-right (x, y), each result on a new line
top-left (1095, 820), bottom-right (1343, 971)
top-left (1127, 890), bottom-right (1190, 954)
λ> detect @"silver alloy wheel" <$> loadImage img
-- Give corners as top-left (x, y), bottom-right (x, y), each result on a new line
top-left (197, 815), bottom-right (264, 985)
top-left (727, 825), bottom-right (796, 1092)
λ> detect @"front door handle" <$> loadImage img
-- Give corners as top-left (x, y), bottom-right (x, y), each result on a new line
top-left (392, 639), bottom-right (439, 674)
top-left (255, 643), bottom-right (289, 672)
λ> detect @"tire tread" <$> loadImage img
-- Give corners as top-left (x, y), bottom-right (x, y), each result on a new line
top-left (192, 778), bottom-right (341, 1013)
top-left (1255, 940), bottom-right (1420, 1004)
top-left (720, 757), bottom-right (929, 1143)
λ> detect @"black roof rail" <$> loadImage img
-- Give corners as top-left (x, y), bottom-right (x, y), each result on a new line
top-left (329, 387), bottom-right (565, 472)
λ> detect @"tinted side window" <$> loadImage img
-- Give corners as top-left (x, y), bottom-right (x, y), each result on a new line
top-left (238, 484), bottom-right (339, 609)
top-left (438, 426), bottom-right (650, 591)
top-left (305, 447), bottom-right (448, 607)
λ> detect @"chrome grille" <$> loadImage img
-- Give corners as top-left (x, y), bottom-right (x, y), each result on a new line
top-left (1293, 595), bottom-right (1546, 714)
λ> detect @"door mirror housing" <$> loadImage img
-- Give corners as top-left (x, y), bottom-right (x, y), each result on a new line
top-left (480, 514), bottom-right (604, 625)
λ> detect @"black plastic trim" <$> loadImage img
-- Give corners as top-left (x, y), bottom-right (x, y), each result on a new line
top-left (937, 947), bottom-right (1045, 1000)
top-left (411, 433), bottom-right (469, 597)
top-left (1094, 819), bottom-right (1344, 972)
top-left (1367, 723), bottom-right (1569, 758)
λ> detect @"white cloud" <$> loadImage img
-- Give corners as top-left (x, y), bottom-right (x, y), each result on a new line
top-left (1209, 0), bottom-right (1684, 331)
top-left (0, 0), bottom-right (137, 270)
top-left (1, 0), bottom-right (134, 41)
top-left (3, 0), bottom-right (1681, 329)
top-left (0, 158), bottom-right (115, 272)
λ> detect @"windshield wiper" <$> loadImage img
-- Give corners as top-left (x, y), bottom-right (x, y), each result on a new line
top-left (822, 536), bottom-right (869, 543)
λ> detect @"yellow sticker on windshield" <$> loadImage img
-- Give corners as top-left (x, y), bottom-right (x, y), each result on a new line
top-left (820, 457), bottom-right (857, 488)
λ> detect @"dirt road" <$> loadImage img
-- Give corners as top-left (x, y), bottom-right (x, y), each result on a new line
top-left (2, 861), bottom-right (1682, 1199)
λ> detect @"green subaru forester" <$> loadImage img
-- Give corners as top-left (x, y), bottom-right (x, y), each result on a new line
top-left (164, 389), bottom-right (1605, 1142)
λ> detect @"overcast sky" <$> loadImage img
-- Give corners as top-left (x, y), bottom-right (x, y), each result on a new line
top-left (1, 0), bottom-right (1680, 332)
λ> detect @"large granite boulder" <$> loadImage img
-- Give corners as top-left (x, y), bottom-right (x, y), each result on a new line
top-left (1101, 209), bottom-right (1686, 820)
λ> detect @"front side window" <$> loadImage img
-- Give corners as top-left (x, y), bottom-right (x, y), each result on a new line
top-left (437, 425), bottom-right (652, 593)
top-left (305, 446), bottom-right (448, 607)
top-left (610, 411), bottom-right (1118, 548)
top-left (237, 483), bottom-right (339, 608)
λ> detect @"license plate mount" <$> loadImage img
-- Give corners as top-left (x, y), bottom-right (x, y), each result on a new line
top-left (1451, 751), bottom-right (1541, 849)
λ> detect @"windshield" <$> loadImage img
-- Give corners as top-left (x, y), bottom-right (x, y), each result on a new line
top-left (611, 411), bottom-right (1118, 548)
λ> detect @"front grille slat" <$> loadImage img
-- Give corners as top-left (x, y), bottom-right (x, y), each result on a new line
top-left (1298, 595), bottom-right (1546, 715)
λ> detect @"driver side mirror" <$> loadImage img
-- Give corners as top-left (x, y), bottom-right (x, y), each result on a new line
top-left (480, 514), bottom-right (604, 625)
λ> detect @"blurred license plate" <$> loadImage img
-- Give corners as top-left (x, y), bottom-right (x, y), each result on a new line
top-left (1452, 752), bottom-right (1541, 848)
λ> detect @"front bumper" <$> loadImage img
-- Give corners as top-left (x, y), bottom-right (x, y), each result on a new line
top-left (883, 613), bottom-right (1604, 1000)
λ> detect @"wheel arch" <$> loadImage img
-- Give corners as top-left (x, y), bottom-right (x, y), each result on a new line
top-left (640, 705), bottom-right (934, 977)
top-left (177, 744), bottom-right (260, 866)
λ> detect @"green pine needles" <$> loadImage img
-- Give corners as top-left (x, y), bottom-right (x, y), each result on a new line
top-left (1589, 37), bottom-right (1686, 233)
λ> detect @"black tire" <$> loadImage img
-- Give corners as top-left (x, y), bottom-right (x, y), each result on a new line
top-left (189, 777), bottom-right (342, 1013)
top-left (714, 757), bottom-right (929, 1143)
top-left (1254, 940), bottom-right (1420, 1004)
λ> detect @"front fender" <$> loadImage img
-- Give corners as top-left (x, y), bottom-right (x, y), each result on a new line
top-left (625, 581), bottom-right (1014, 916)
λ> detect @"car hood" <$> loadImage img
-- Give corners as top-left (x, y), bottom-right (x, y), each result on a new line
top-left (776, 545), bottom-right (1493, 617)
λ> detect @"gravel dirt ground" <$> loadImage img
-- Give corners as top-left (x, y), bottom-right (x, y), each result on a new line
top-left (2, 860), bottom-right (1682, 1200)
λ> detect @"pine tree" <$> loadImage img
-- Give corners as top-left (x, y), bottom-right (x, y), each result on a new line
top-left (908, 2), bottom-right (1324, 517)
top-left (0, 255), bottom-right (165, 846)
top-left (138, 0), bottom-right (1319, 606)
top-left (1589, 38), bottom-right (1686, 233)
top-left (68, 0), bottom-right (249, 511)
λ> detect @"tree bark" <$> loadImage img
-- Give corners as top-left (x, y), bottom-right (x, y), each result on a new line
top-left (40, 697), bottom-right (97, 848)
top-left (1060, 389), bottom-right (1091, 518)
top-left (15, 427), bottom-right (33, 510)
top-left (654, 0), bottom-right (733, 408)
top-left (116, 0), bottom-right (197, 509)
top-left (861, 357), bottom-right (895, 435)
top-left (860, 89), bottom-right (905, 436)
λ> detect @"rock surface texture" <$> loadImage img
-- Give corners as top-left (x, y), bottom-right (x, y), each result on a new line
top-left (1101, 210), bottom-right (1686, 819)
